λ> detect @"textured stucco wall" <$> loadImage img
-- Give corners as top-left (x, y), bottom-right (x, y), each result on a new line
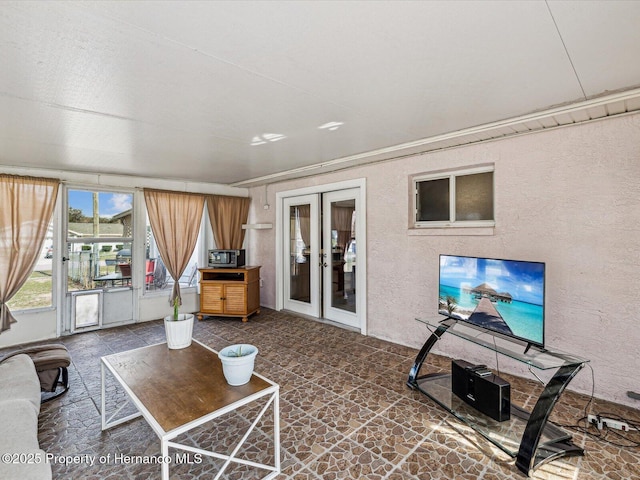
top-left (248, 112), bottom-right (640, 408)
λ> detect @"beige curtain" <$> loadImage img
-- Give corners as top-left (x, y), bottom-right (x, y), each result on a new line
top-left (0, 175), bottom-right (59, 333)
top-left (332, 206), bottom-right (355, 255)
top-left (297, 205), bottom-right (311, 248)
top-left (206, 195), bottom-right (250, 250)
top-left (144, 189), bottom-right (205, 305)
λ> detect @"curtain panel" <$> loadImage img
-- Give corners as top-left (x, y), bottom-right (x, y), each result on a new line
top-left (332, 206), bottom-right (355, 255)
top-left (0, 175), bottom-right (59, 333)
top-left (296, 205), bottom-right (311, 249)
top-left (206, 195), bottom-right (250, 250)
top-left (144, 189), bottom-right (205, 305)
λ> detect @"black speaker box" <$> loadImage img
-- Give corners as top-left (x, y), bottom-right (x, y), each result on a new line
top-left (451, 359), bottom-right (511, 422)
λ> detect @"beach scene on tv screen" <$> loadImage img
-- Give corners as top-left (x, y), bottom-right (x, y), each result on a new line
top-left (439, 255), bottom-right (545, 345)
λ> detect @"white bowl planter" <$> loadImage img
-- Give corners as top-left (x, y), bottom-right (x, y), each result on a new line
top-left (164, 313), bottom-right (195, 349)
top-left (218, 344), bottom-right (258, 386)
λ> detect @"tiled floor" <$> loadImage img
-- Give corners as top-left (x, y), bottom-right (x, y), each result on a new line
top-left (5, 308), bottom-right (640, 479)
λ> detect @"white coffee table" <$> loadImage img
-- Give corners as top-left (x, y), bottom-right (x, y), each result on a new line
top-left (101, 340), bottom-right (280, 480)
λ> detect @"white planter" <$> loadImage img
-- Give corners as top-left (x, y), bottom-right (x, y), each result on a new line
top-left (218, 344), bottom-right (258, 386)
top-left (164, 313), bottom-right (194, 349)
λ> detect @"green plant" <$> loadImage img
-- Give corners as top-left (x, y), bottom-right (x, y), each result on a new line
top-left (172, 296), bottom-right (180, 321)
top-left (225, 346), bottom-right (251, 357)
top-left (81, 245), bottom-right (91, 251)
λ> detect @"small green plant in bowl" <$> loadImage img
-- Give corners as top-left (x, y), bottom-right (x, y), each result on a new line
top-left (218, 344), bottom-right (259, 385)
top-left (225, 345), bottom-right (252, 357)
top-left (164, 295), bottom-right (194, 349)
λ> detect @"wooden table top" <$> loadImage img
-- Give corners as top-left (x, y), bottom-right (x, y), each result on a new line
top-left (103, 341), bottom-right (273, 433)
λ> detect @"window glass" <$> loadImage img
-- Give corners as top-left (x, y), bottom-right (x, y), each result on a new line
top-left (455, 172), bottom-right (493, 221)
top-left (289, 205), bottom-right (310, 302)
top-left (414, 168), bottom-right (494, 227)
top-left (417, 178), bottom-right (450, 222)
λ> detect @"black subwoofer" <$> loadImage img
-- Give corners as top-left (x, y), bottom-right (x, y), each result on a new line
top-left (451, 359), bottom-right (511, 422)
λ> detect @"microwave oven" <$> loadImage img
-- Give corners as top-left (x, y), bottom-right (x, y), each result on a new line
top-left (208, 249), bottom-right (245, 268)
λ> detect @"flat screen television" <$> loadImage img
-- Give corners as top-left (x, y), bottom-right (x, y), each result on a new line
top-left (439, 254), bottom-right (545, 349)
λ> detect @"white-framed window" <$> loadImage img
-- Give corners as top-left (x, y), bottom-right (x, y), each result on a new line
top-left (412, 165), bottom-right (495, 228)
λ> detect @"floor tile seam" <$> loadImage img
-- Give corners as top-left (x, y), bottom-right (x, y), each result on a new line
top-left (283, 437), bottom-right (343, 471)
top-left (67, 369), bottom-right (104, 419)
top-left (254, 359), bottom-right (310, 377)
top-left (349, 372), bottom-right (412, 398)
top-left (339, 397), bottom-right (428, 471)
top-left (258, 343), bottom-right (321, 362)
top-left (287, 408), bottom-right (351, 436)
top-left (422, 418), bottom-right (520, 475)
top-left (300, 432), bottom-right (399, 479)
top-left (268, 414), bottom-right (349, 471)
top-left (378, 435), bottom-right (434, 480)
top-left (321, 383), bottom-right (360, 398)
top-left (314, 391), bottom-right (380, 422)
top-left (380, 422), bottom-right (491, 480)
top-left (290, 465), bottom-right (323, 480)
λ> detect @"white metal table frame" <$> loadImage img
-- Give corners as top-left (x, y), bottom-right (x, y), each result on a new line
top-left (100, 340), bottom-right (280, 480)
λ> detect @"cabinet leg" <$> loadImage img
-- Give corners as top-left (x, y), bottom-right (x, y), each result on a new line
top-left (197, 314), bottom-right (203, 321)
top-left (242, 316), bottom-right (248, 322)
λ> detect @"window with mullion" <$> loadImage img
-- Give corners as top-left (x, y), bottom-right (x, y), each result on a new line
top-left (414, 168), bottom-right (494, 227)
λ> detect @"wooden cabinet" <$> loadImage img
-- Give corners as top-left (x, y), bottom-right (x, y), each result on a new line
top-left (197, 266), bottom-right (260, 322)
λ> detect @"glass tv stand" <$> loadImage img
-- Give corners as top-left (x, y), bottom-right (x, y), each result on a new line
top-left (407, 317), bottom-right (589, 477)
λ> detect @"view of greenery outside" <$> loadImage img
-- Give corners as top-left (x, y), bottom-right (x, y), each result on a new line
top-left (8, 270), bottom-right (52, 310)
top-left (66, 246), bottom-right (129, 292)
top-left (9, 192), bottom-right (202, 311)
top-left (68, 206), bottom-right (121, 224)
top-left (9, 194), bottom-right (133, 311)
top-left (66, 190), bottom-right (134, 292)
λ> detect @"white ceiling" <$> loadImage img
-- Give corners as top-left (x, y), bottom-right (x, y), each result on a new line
top-left (1, 1), bottom-right (640, 187)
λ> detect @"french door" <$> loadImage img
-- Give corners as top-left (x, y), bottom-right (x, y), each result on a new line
top-left (62, 187), bottom-right (135, 333)
top-left (283, 195), bottom-right (320, 317)
top-left (282, 187), bottom-right (361, 329)
top-left (322, 189), bottom-right (359, 328)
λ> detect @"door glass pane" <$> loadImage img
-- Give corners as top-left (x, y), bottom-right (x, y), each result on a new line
top-left (455, 172), bottom-right (493, 221)
top-left (331, 199), bottom-right (356, 313)
top-left (289, 205), bottom-right (310, 303)
top-left (67, 241), bottom-right (133, 290)
top-left (68, 191), bottom-right (133, 238)
top-left (417, 178), bottom-right (450, 221)
top-left (67, 189), bottom-right (133, 292)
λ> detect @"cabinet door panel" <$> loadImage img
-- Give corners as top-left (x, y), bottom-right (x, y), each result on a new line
top-left (202, 283), bottom-right (225, 313)
top-left (224, 284), bottom-right (247, 314)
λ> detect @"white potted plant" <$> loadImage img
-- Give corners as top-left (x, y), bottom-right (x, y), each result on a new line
top-left (164, 296), bottom-right (194, 349)
top-left (218, 344), bottom-right (258, 386)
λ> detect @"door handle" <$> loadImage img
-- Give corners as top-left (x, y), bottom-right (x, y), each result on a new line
top-left (62, 256), bottom-right (69, 262)
top-left (319, 262), bottom-right (327, 267)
